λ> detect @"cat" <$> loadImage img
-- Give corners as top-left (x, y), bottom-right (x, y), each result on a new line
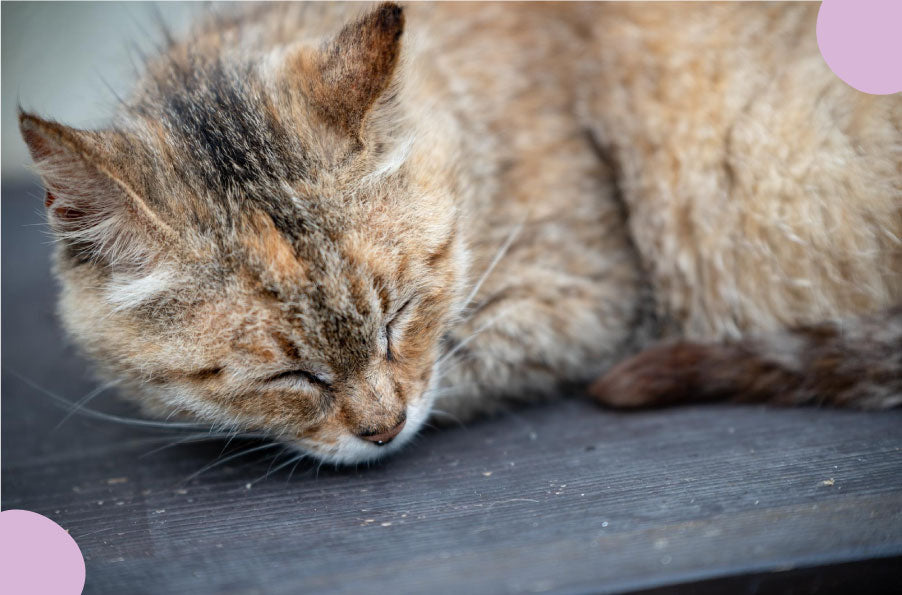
top-left (19, 2), bottom-right (902, 464)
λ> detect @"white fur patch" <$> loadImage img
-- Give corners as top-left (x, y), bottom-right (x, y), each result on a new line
top-left (106, 268), bottom-right (176, 311)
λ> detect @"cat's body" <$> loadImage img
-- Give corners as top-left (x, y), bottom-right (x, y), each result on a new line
top-left (19, 2), bottom-right (902, 464)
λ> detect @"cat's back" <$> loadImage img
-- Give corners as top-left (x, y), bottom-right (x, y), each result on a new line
top-left (580, 2), bottom-right (902, 337)
top-left (163, 2), bottom-right (590, 133)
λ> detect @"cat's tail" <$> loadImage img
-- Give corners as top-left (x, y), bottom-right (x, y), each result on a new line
top-left (589, 307), bottom-right (902, 410)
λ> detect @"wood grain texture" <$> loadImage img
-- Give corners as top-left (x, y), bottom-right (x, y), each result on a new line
top-left (3, 180), bottom-right (901, 594)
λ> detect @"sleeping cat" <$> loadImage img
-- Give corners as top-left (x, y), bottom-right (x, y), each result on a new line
top-left (19, 2), bottom-right (902, 464)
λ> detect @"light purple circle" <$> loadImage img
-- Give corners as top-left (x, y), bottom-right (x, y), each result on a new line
top-left (817, 0), bottom-right (902, 95)
top-left (0, 510), bottom-right (86, 595)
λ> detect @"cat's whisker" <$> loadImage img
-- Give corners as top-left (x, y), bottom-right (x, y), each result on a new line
top-left (95, 70), bottom-right (128, 110)
top-left (182, 441), bottom-right (282, 484)
top-left (147, 1), bottom-right (177, 50)
top-left (52, 380), bottom-right (119, 431)
top-left (426, 387), bottom-right (459, 399)
top-left (436, 312), bottom-right (505, 369)
top-left (73, 405), bottom-right (210, 431)
top-left (141, 423), bottom-right (273, 459)
top-left (428, 408), bottom-right (466, 428)
top-left (434, 356), bottom-right (471, 386)
top-left (287, 452), bottom-right (311, 482)
top-left (460, 219), bottom-right (525, 314)
top-left (432, 311), bottom-right (511, 398)
top-left (262, 445), bottom-right (291, 476)
top-left (252, 451), bottom-right (308, 486)
top-left (7, 369), bottom-right (209, 431)
top-left (163, 409), bottom-right (184, 424)
top-left (139, 432), bottom-right (238, 459)
top-left (216, 427), bottom-right (248, 459)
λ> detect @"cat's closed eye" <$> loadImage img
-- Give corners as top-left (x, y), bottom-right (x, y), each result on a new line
top-left (263, 369), bottom-right (330, 389)
top-left (385, 298), bottom-right (414, 361)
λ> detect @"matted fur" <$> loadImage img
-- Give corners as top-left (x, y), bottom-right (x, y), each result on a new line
top-left (19, 2), bottom-right (901, 464)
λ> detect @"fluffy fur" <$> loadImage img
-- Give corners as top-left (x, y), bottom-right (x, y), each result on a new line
top-left (19, 2), bottom-right (901, 464)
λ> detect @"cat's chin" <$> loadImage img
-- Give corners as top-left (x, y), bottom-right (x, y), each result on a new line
top-left (289, 393), bottom-right (434, 466)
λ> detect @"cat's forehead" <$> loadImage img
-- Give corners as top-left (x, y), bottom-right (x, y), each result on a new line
top-left (125, 52), bottom-right (409, 238)
top-left (130, 56), bottom-right (311, 200)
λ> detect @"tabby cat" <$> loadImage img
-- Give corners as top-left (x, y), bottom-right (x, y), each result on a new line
top-left (19, 2), bottom-right (901, 464)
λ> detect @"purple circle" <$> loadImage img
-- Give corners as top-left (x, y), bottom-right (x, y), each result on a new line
top-left (0, 510), bottom-right (86, 595)
top-left (817, 0), bottom-right (902, 95)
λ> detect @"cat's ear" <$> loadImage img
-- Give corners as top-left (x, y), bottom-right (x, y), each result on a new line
top-left (19, 111), bottom-right (173, 267)
top-left (299, 2), bottom-right (404, 138)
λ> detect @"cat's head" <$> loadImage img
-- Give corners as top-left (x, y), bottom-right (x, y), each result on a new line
top-left (19, 3), bottom-right (467, 464)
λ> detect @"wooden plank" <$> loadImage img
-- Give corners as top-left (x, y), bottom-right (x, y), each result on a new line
top-left (3, 181), bottom-right (901, 594)
top-left (634, 556), bottom-right (902, 595)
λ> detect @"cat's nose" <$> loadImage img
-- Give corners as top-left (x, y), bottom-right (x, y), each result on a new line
top-left (357, 416), bottom-right (406, 446)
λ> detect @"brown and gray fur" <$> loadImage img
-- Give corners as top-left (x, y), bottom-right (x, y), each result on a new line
top-left (19, 2), bottom-right (902, 464)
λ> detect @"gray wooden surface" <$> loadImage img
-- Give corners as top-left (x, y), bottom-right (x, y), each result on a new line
top-left (3, 180), bottom-right (901, 594)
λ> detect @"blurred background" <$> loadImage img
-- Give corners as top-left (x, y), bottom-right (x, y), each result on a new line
top-left (2, 1), bottom-right (202, 182)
